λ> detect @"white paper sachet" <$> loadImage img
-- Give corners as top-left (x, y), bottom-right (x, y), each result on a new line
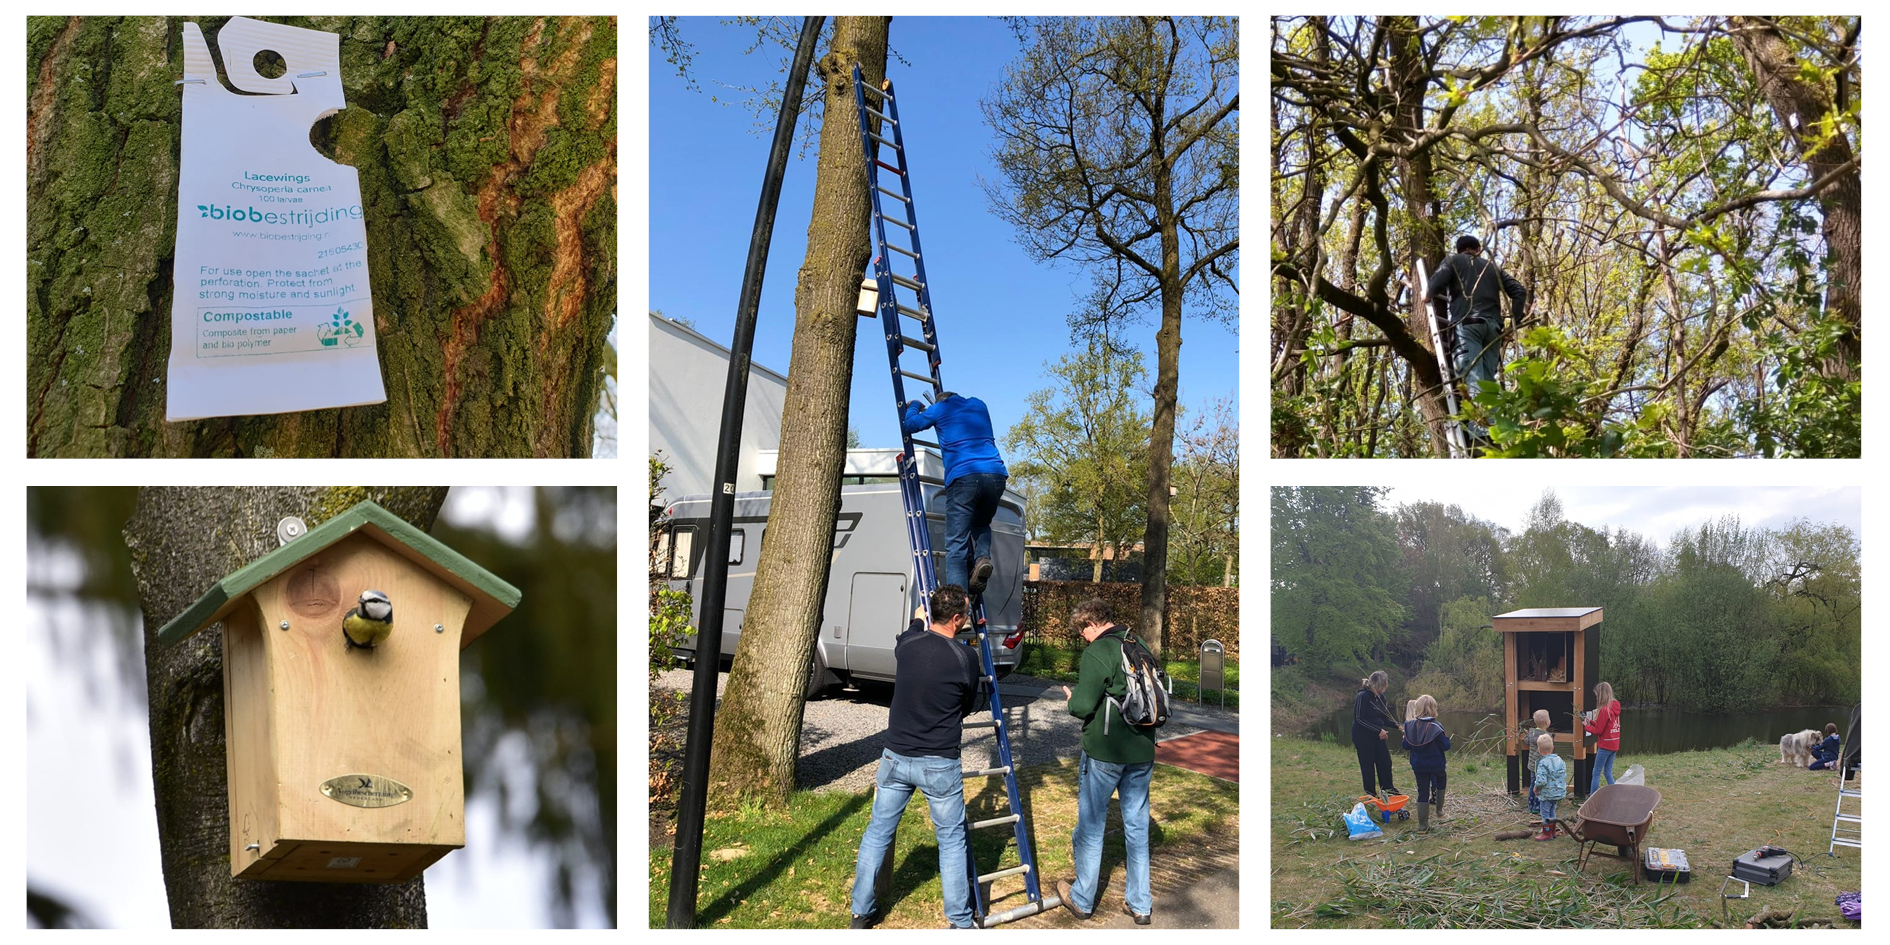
top-left (166, 17), bottom-right (386, 421)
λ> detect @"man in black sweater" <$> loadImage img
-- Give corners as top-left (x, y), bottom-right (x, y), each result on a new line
top-left (850, 585), bottom-right (982, 929)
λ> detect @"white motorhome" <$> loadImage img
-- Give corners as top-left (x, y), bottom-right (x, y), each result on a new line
top-left (656, 450), bottom-right (1027, 695)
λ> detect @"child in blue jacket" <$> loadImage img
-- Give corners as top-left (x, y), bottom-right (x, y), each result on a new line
top-left (1533, 733), bottom-right (1568, 841)
top-left (1809, 722), bottom-right (1842, 770)
top-left (1402, 694), bottom-right (1451, 831)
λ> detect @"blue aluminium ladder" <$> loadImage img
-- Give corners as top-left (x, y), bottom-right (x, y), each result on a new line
top-left (850, 64), bottom-right (1058, 928)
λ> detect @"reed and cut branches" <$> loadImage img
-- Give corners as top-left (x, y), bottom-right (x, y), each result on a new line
top-left (1318, 853), bottom-right (1708, 928)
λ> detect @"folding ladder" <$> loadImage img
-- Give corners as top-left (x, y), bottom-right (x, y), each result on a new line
top-left (851, 64), bottom-right (1058, 927)
top-left (1417, 258), bottom-right (1471, 458)
top-left (1829, 757), bottom-right (1861, 855)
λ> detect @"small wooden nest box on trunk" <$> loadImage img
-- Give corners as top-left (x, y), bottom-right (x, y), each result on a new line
top-left (157, 501), bottom-right (520, 883)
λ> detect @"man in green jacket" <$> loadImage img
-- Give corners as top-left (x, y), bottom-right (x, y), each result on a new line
top-left (1054, 598), bottom-right (1156, 924)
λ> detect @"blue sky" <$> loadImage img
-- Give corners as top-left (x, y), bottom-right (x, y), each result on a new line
top-left (648, 16), bottom-right (1240, 450)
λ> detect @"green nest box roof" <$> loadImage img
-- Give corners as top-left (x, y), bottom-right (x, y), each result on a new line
top-left (156, 500), bottom-right (521, 648)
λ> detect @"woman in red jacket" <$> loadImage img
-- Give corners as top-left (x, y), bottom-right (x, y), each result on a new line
top-left (1583, 681), bottom-right (1622, 794)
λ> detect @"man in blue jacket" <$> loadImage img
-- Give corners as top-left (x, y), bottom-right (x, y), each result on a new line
top-left (903, 393), bottom-right (1008, 595)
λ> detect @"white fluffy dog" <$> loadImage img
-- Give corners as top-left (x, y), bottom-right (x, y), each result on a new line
top-left (1779, 729), bottom-right (1820, 767)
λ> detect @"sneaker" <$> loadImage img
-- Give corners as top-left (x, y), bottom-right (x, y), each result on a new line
top-left (969, 557), bottom-right (995, 595)
top-left (1122, 903), bottom-right (1151, 925)
top-left (850, 910), bottom-right (879, 929)
top-left (1055, 879), bottom-right (1091, 920)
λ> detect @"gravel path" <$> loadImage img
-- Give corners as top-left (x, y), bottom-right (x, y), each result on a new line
top-left (654, 669), bottom-right (1238, 793)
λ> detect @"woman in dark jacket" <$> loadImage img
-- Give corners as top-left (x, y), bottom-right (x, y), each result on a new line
top-left (1351, 670), bottom-right (1401, 799)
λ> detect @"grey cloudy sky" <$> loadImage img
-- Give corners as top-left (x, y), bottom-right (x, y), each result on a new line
top-left (1378, 485), bottom-right (1861, 542)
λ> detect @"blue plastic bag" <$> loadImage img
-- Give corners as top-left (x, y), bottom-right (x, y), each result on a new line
top-left (1344, 802), bottom-right (1384, 840)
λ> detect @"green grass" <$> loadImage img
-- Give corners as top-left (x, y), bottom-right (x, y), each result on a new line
top-left (1271, 738), bottom-right (1862, 928)
top-left (652, 758), bottom-right (1239, 928)
top-left (1017, 642), bottom-right (1239, 709)
top-left (1014, 641), bottom-right (1084, 681)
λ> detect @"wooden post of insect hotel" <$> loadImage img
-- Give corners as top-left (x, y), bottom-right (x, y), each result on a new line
top-left (1493, 607), bottom-right (1603, 798)
top-left (156, 501), bottom-right (520, 882)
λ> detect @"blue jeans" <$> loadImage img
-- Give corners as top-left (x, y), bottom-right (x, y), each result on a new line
top-left (1590, 748), bottom-right (1617, 795)
top-left (1540, 798), bottom-right (1559, 824)
top-left (851, 749), bottom-right (973, 928)
top-left (942, 473), bottom-right (1006, 590)
top-left (1453, 318), bottom-right (1504, 398)
top-left (1070, 751), bottom-right (1152, 916)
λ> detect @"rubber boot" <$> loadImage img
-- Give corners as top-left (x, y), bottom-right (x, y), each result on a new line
top-left (1433, 789), bottom-right (1447, 823)
top-left (1417, 801), bottom-right (1431, 832)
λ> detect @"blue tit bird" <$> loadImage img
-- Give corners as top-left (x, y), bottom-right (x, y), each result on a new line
top-left (342, 589), bottom-right (393, 650)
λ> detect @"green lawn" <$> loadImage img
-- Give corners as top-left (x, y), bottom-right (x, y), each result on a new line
top-left (1272, 738), bottom-right (1861, 928)
top-left (652, 758), bottom-right (1239, 928)
top-left (1017, 642), bottom-right (1239, 710)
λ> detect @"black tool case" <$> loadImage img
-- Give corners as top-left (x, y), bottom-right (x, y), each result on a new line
top-left (1731, 849), bottom-right (1793, 885)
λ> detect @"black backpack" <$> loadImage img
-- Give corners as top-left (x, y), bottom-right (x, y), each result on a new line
top-left (1104, 629), bottom-right (1172, 734)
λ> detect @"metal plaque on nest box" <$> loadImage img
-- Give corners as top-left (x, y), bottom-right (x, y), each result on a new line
top-left (320, 774), bottom-right (413, 809)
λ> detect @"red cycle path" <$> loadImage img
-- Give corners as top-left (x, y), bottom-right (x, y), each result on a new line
top-left (1156, 730), bottom-right (1239, 782)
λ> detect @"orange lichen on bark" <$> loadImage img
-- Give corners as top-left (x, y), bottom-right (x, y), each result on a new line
top-left (435, 166), bottom-right (513, 456)
top-left (26, 17), bottom-right (80, 170)
top-left (545, 157), bottom-right (612, 329)
top-left (433, 16), bottom-right (607, 456)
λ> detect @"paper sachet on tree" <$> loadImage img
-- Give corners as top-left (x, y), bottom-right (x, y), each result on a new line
top-left (166, 17), bottom-right (386, 421)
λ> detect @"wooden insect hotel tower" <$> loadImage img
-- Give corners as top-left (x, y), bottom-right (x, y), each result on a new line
top-left (157, 501), bottom-right (520, 883)
top-left (1493, 607), bottom-right (1603, 797)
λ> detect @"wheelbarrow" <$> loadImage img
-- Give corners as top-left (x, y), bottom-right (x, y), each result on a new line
top-left (1358, 794), bottom-right (1411, 823)
top-left (1555, 783), bottom-right (1661, 882)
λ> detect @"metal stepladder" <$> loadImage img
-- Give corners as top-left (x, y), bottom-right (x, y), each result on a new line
top-left (1830, 755), bottom-right (1861, 855)
top-left (851, 64), bottom-right (1059, 927)
top-left (1416, 258), bottom-right (1471, 458)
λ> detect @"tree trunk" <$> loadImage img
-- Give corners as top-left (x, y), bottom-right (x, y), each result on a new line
top-left (1387, 17), bottom-right (1453, 457)
top-left (1137, 35), bottom-right (1189, 659)
top-left (1728, 16), bottom-right (1861, 380)
top-left (125, 486), bottom-right (448, 927)
top-left (707, 16), bottom-right (891, 805)
top-left (27, 16), bottom-right (617, 457)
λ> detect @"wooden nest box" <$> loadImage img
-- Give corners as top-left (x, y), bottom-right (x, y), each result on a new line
top-left (1492, 607), bottom-right (1603, 797)
top-left (158, 501), bottom-right (521, 883)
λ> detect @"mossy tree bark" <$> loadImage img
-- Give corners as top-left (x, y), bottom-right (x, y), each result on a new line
top-left (707, 16), bottom-right (891, 805)
top-left (125, 487), bottom-right (448, 927)
top-left (1728, 16), bottom-right (1862, 382)
top-left (27, 16), bottom-right (617, 457)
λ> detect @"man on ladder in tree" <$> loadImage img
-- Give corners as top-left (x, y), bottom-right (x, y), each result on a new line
top-left (903, 394), bottom-right (1009, 596)
top-left (1423, 235), bottom-right (1527, 448)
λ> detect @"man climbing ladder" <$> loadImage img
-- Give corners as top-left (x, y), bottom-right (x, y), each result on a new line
top-left (849, 64), bottom-right (1057, 928)
top-left (903, 393), bottom-right (1008, 596)
top-left (1424, 235), bottom-right (1527, 447)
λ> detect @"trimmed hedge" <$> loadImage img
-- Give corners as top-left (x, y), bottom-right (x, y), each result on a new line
top-left (1021, 580), bottom-right (1239, 660)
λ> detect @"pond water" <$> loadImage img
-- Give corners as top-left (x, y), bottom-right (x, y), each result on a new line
top-left (1308, 702), bottom-right (1851, 757)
